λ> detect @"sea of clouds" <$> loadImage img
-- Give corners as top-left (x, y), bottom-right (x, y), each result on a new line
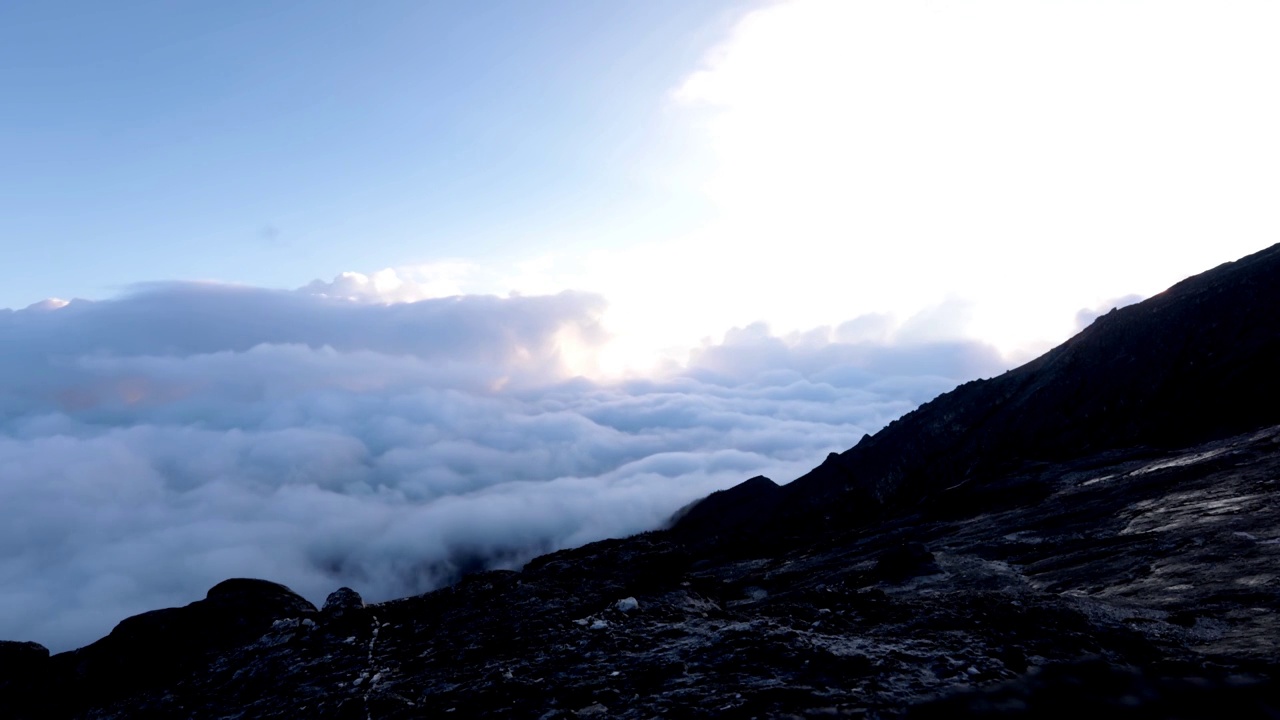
top-left (0, 278), bottom-right (1009, 651)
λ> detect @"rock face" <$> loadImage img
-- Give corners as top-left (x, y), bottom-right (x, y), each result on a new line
top-left (323, 587), bottom-right (365, 613)
top-left (669, 474), bottom-right (782, 541)
top-left (2, 244), bottom-right (1279, 718)
top-left (0, 641), bottom-right (49, 683)
top-left (0, 578), bottom-right (317, 717)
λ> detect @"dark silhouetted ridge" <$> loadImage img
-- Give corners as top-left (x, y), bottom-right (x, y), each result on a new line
top-left (676, 242), bottom-right (1280, 540)
top-left (668, 474), bottom-right (781, 539)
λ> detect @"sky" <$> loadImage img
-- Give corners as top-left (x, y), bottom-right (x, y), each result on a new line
top-left (2, 1), bottom-right (1279, 651)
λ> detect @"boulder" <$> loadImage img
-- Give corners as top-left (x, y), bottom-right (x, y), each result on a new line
top-left (322, 587), bottom-right (364, 613)
top-left (874, 542), bottom-right (940, 582)
top-left (44, 578), bottom-right (316, 713)
top-left (0, 640), bottom-right (49, 679)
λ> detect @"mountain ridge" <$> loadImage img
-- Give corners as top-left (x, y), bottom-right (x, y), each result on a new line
top-left (3, 244), bottom-right (1279, 718)
top-left (674, 243), bottom-right (1280, 544)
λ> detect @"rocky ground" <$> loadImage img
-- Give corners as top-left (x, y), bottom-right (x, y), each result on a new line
top-left (5, 425), bottom-right (1276, 718)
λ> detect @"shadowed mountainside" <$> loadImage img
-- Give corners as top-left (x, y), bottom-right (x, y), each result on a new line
top-left (675, 243), bottom-right (1280, 545)
top-left (2, 244), bottom-right (1279, 718)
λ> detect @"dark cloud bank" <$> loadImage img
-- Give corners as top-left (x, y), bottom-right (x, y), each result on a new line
top-left (0, 283), bottom-right (1011, 651)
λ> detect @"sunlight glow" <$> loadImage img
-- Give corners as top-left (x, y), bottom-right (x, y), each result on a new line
top-left (662, 0), bottom-right (1280, 355)
top-left (294, 1), bottom-right (1280, 378)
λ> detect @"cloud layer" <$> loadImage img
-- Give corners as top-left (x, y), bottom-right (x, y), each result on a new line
top-left (0, 282), bottom-right (1007, 651)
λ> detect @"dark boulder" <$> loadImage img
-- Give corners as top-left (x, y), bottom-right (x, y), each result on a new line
top-left (874, 541), bottom-right (940, 582)
top-left (322, 586), bottom-right (364, 613)
top-left (0, 640), bottom-right (49, 679)
top-left (39, 578), bottom-right (316, 715)
top-left (0, 641), bottom-right (49, 718)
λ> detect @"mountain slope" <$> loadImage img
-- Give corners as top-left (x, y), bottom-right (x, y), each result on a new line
top-left (3, 244), bottom-right (1280, 718)
top-left (677, 243), bottom-right (1280, 541)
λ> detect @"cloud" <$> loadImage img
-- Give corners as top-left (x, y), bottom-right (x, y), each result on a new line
top-left (0, 282), bottom-right (604, 417)
top-left (301, 263), bottom-right (475, 304)
top-left (664, 0), bottom-right (1280, 355)
top-left (0, 280), bottom-right (1008, 652)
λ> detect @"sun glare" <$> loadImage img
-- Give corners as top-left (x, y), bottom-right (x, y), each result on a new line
top-left (664, 0), bottom-right (1280, 357)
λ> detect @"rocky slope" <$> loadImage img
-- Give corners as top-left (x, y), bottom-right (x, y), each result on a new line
top-left (675, 243), bottom-right (1280, 546)
top-left (2, 244), bottom-right (1279, 718)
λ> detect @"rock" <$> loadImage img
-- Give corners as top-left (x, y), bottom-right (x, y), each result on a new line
top-left (0, 641), bottom-right (50, 719)
top-left (323, 587), bottom-right (364, 613)
top-left (99, 578), bottom-right (315, 657)
top-left (615, 597), bottom-right (639, 612)
top-left (670, 474), bottom-right (782, 541)
top-left (23, 578), bottom-right (317, 716)
top-left (906, 658), bottom-right (1280, 718)
top-left (874, 542), bottom-right (940, 581)
top-left (0, 640), bottom-right (48, 678)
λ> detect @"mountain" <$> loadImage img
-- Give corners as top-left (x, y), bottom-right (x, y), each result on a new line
top-left (3, 245), bottom-right (1279, 718)
top-left (675, 243), bottom-right (1280, 545)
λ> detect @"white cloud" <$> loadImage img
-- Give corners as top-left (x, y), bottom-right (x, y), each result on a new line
top-left (664, 0), bottom-right (1280, 354)
top-left (301, 262), bottom-right (475, 304)
top-left (0, 281), bottom-right (1006, 652)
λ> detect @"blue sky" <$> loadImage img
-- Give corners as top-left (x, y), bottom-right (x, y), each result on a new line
top-left (5, 1), bottom-right (1278, 366)
top-left (1, 1), bottom-right (745, 307)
